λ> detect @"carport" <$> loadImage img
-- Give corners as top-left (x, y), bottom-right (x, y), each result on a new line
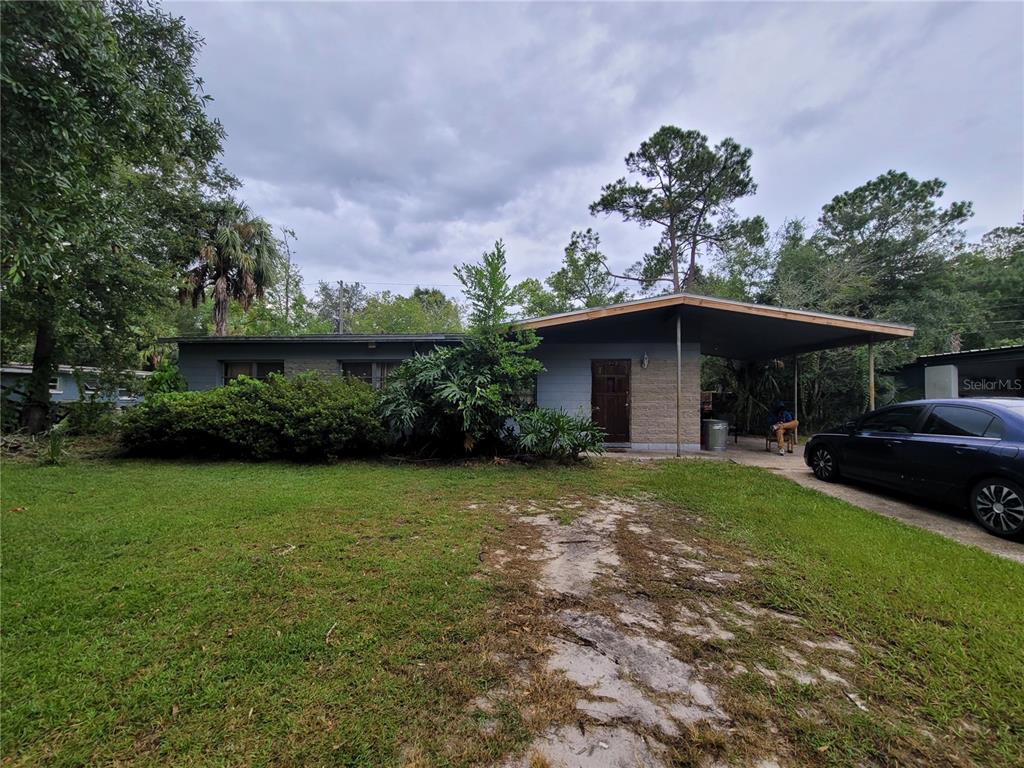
top-left (518, 292), bottom-right (915, 455)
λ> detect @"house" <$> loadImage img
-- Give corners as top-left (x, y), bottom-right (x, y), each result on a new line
top-left (1, 364), bottom-right (151, 404)
top-left (896, 345), bottom-right (1024, 399)
top-left (171, 334), bottom-right (465, 391)
top-left (167, 293), bottom-right (914, 452)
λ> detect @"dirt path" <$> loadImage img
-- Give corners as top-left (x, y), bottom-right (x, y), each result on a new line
top-left (476, 495), bottom-right (923, 768)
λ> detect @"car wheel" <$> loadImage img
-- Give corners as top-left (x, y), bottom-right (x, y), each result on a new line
top-left (810, 445), bottom-right (839, 482)
top-left (970, 478), bottom-right (1024, 540)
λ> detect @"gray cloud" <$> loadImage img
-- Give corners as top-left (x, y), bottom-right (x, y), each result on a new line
top-left (171, 1), bottom-right (1023, 296)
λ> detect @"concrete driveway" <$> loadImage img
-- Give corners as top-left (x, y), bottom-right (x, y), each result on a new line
top-left (725, 436), bottom-right (1024, 565)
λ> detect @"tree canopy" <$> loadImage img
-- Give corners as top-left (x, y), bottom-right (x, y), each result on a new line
top-left (1, 0), bottom-right (230, 431)
top-left (590, 126), bottom-right (765, 291)
top-left (698, 169), bottom-right (1018, 431)
top-left (517, 229), bottom-right (629, 317)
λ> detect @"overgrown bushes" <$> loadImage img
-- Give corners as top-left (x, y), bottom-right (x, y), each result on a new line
top-left (58, 400), bottom-right (118, 435)
top-left (378, 241), bottom-right (606, 461)
top-left (380, 329), bottom-right (544, 455)
top-left (512, 408), bottom-right (605, 461)
top-left (122, 241), bottom-right (605, 464)
top-left (121, 372), bottom-right (384, 461)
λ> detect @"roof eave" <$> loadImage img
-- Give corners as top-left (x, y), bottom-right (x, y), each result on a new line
top-left (515, 292), bottom-right (914, 339)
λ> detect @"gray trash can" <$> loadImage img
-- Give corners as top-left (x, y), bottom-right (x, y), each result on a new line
top-left (702, 419), bottom-right (729, 452)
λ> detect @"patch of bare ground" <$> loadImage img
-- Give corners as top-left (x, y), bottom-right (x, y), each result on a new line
top-left (440, 494), bottom-right (986, 768)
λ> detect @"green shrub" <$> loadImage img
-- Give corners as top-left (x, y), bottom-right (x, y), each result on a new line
top-left (144, 361), bottom-right (186, 395)
top-left (1, 386), bottom-right (25, 433)
top-left (58, 400), bottom-right (118, 435)
top-left (512, 408), bottom-right (605, 461)
top-left (379, 329), bottom-right (544, 456)
top-left (121, 372), bottom-right (384, 461)
top-left (41, 418), bottom-right (70, 465)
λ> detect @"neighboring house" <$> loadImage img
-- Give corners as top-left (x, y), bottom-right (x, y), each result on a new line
top-left (1, 364), bottom-right (150, 405)
top-left (167, 293), bottom-right (914, 452)
top-left (896, 345), bottom-right (1024, 399)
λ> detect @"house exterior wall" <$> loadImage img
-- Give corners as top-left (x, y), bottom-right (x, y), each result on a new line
top-left (533, 342), bottom-right (702, 451)
top-left (176, 338), bottom-right (704, 451)
top-left (176, 340), bottom-right (446, 390)
top-left (1, 370), bottom-right (144, 404)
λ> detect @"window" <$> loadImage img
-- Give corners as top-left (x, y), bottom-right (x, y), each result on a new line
top-left (341, 361), bottom-right (374, 385)
top-left (340, 361), bottom-right (402, 389)
top-left (223, 361), bottom-right (284, 383)
top-left (923, 406), bottom-right (999, 439)
top-left (378, 361), bottom-right (401, 386)
top-left (514, 375), bottom-right (538, 408)
top-left (858, 405), bottom-right (924, 434)
top-left (48, 376), bottom-right (62, 394)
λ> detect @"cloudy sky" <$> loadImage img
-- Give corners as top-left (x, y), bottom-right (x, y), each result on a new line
top-left (171, 1), bottom-right (1023, 298)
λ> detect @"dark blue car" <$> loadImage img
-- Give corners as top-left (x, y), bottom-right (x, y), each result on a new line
top-left (804, 398), bottom-right (1024, 539)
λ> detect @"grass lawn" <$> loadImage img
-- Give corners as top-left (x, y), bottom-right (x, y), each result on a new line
top-left (2, 457), bottom-right (1022, 766)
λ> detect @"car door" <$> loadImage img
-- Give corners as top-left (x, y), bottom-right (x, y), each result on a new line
top-left (842, 405), bottom-right (927, 486)
top-left (901, 405), bottom-right (1002, 500)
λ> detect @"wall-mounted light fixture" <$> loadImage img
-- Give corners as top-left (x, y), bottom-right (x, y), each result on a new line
top-left (641, 353), bottom-right (649, 369)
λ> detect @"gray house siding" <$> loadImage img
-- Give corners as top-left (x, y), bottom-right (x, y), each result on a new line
top-left (177, 340), bottom-right (452, 390)
top-left (532, 342), bottom-right (701, 451)
top-left (174, 336), bottom-right (703, 452)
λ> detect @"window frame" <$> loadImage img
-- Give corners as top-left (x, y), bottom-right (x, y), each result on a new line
top-left (222, 360), bottom-right (285, 384)
top-left (856, 405), bottom-right (926, 435)
top-left (921, 405), bottom-right (1003, 440)
top-left (338, 360), bottom-right (403, 389)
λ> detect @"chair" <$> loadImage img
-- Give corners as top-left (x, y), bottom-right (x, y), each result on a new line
top-left (766, 427), bottom-right (795, 453)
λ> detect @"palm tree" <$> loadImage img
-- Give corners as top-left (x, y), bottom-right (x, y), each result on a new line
top-left (180, 201), bottom-right (281, 336)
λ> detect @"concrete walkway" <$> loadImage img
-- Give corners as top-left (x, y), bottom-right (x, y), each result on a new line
top-left (724, 436), bottom-right (1024, 565)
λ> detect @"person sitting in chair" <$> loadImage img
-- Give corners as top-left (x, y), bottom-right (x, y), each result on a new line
top-left (769, 400), bottom-right (798, 456)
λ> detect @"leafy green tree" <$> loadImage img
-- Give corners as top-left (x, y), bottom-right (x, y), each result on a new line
top-left (454, 240), bottom-right (519, 330)
top-left (219, 257), bottom-right (332, 336)
top-left (548, 229), bottom-right (628, 308)
top-left (381, 241), bottom-right (543, 455)
top-left (949, 224), bottom-right (1024, 348)
top-left (710, 173), bottom-right (977, 429)
top-left (515, 278), bottom-right (567, 318)
top-left (309, 280), bottom-right (369, 333)
top-left (179, 201), bottom-right (282, 336)
top-left (516, 229), bottom-right (629, 317)
top-left (348, 290), bottom-right (462, 334)
top-left (1, 0), bottom-right (226, 431)
top-left (590, 126), bottom-right (765, 291)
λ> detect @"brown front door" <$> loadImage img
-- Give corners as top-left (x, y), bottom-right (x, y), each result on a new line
top-left (591, 360), bottom-right (630, 443)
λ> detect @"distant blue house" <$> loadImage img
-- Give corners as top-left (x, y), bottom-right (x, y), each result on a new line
top-left (1, 364), bottom-right (150, 405)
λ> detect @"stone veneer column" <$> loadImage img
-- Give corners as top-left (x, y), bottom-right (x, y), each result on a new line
top-left (629, 344), bottom-right (701, 450)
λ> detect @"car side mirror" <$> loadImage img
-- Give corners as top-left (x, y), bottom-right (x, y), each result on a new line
top-left (843, 419), bottom-right (857, 434)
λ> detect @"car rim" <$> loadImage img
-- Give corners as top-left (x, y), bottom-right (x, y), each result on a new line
top-left (812, 448), bottom-right (833, 478)
top-left (976, 483), bottom-right (1024, 533)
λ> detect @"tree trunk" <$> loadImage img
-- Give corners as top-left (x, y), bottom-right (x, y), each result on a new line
top-left (213, 276), bottom-right (228, 336)
top-left (19, 312), bottom-right (57, 434)
top-left (669, 226), bottom-right (679, 292)
top-left (684, 237), bottom-right (698, 291)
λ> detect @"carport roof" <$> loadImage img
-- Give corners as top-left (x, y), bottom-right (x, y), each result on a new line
top-left (515, 293), bottom-right (914, 361)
